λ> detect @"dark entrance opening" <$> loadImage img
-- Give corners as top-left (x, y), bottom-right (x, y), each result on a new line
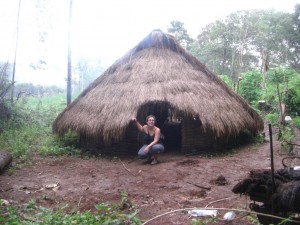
top-left (161, 121), bottom-right (182, 151)
top-left (136, 101), bottom-right (182, 152)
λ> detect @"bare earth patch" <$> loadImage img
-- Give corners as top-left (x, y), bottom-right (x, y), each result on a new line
top-left (0, 126), bottom-right (297, 224)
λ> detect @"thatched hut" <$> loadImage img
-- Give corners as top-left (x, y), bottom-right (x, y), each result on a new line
top-left (53, 29), bottom-right (263, 154)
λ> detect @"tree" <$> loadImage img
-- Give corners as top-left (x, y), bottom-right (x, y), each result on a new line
top-left (67, 0), bottom-right (73, 106)
top-left (30, 0), bottom-right (53, 70)
top-left (0, 62), bottom-right (14, 122)
top-left (194, 11), bottom-right (260, 81)
top-left (194, 21), bottom-right (225, 74)
top-left (167, 20), bottom-right (194, 50)
top-left (11, 0), bottom-right (21, 105)
top-left (266, 68), bottom-right (299, 125)
top-left (288, 4), bottom-right (300, 72)
top-left (74, 57), bottom-right (105, 92)
top-left (252, 10), bottom-right (294, 69)
top-left (193, 9), bottom-right (298, 90)
top-left (238, 70), bottom-right (263, 105)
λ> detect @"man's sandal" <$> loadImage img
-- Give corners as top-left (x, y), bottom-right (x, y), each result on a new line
top-left (151, 160), bottom-right (158, 165)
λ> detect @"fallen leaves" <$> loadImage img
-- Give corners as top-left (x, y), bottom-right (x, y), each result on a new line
top-left (18, 183), bottom-right (60, 194)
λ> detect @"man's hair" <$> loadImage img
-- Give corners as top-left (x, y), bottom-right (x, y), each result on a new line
top-left (146, 115), bottom-right (156, 122)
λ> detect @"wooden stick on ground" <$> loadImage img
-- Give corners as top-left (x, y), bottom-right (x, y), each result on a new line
top-left (187, 181), bottom-right (211, 190)
top-left (205, 196), bottom-right (237, 207)
top-left (119, 159), bottom-right (138, 177)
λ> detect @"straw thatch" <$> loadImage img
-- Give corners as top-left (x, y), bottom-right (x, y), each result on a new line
top-left (53, 29), bottom-right (263, 151)
top-left (232, 168), bottom-right (300, 213)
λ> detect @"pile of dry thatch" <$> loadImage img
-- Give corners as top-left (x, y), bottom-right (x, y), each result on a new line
top-left (232, 169), bottom-right (300, 213)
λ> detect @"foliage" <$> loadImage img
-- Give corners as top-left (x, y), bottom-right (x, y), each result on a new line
top-left (0, 62), bottom-right (13, 122)
top-left (238, 70), bottom-right (263, 105)
top-left (27, 0), bottom-right (54, 70)
top-left (265, 113), bottom-right (279, 125)
top-left (245, 215), bottom-right (259, 224)
top-left (266, 68), bottom-right (300, 117)
top-left (0, 93), bottom-right (79, 160)
top-left (191, 9), bottom-right (298, 81)
top-left (39, 132), bottom-right (80, 156)
top-left (0, 120), bottom-right (40, 160)
top-left (288, 4), bottom-right (300, 71)
top-left (218, 75), bottom-right (233, 89)
top-left (191, 216), bottom-right (219, 225)
top-left (14, 83), bottom-right (64, 97)
top-left (285, 73), bottom-right (300, 116)
top-left (73, 57), bottom-right (105, 91)
top-left (293, 117), bottom-right (300, 129)
top-left (279, 126), bottom-right (294, 152)
top-left (167, 20), bottom-right (194, 50)
top-left (253, 133), bottom-right (265, 144)
top-left (0, 194), bottom-right (141, 225)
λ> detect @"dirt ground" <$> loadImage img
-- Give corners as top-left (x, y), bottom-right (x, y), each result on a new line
top-left (1, 124), bottom-right (300, 225)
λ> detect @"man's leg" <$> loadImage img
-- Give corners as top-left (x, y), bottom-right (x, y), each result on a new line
top-left (138, 144), bottom-right (149, 159)
top-left (150, 144), bottom-right (164, 164)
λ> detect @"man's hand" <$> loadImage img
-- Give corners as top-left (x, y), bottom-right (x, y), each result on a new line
top-left (144, 146), bottom-right (150, 153)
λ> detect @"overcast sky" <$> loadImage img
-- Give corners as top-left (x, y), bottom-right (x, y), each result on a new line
top-left (0, 0), bottom-right (298, 87)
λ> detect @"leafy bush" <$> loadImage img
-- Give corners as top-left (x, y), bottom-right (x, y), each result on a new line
top-left (0, 93), bottom-right (78, 159)
top-left (293, 117), bottom-right (300, 129)
top-left (286, 77), bottom-right (300, 116)
top-left (218, 75), bottom-right (233, 89)
top-left (0, 194), bottom-right (141, 225)
top-left (40, 132), bottom-right (80, 156)
top-left (14, 83), bottom-right (64, 97)
top-left (238, 70), bottom-right (263, 105)
top-left (265, 112), bottom-right (279, 125)
top-left (279, 126), bottom-right (294, 152)
top-left (0, 122), bottom-right (39, 159)
top-left (266, 68), bottom-right (300, 117)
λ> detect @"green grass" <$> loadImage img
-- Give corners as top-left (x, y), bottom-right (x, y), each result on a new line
top-left (24, 94), bottom-right (66, 109)
top-left (264, 112), bottom-right (279, 125)
top-left (0, 123), bottom-right (39, 160)
top-left (0, 194), bottom-right (141, 225)
top-left (0, 93), bottom-right (78, 160)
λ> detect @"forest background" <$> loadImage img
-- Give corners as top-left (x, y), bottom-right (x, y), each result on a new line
top-left (0, 1), bottom-right (300, 224)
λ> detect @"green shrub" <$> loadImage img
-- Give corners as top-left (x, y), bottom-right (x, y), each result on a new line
top-left (264, 113), bottom-right (279, 125)
top-left (266, 68), bottom-right (300, 117)
top-left (253, 133), bottom-right (265, 144)
top-left (218, 75), bottom-right (233, 89)
top-left (40, 133), bottom-right (80, 157)
top-left (238, 70), bottom-right (263, 105)
top-left (0, 94), bottom-right (72, 159)
top-left (293, 117), bottom-right (300, 129)
top-left (0, 121), bottom-right (40, 159)
top-left (0, 195), bottom-right (141, 225)
top-left (279, 126), bottom-right (294, 152)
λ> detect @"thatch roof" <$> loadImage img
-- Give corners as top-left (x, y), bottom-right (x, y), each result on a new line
top-left (53, 29), bottom-right (263, 143)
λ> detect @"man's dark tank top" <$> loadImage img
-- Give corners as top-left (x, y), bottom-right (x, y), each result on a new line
top-left (143, 127), bottom-right (163, 144)
top-left (144, 132), bottom-right (155, 144)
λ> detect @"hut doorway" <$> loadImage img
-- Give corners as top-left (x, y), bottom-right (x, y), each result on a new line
top-left (136, 101), bottom-right (182, 151)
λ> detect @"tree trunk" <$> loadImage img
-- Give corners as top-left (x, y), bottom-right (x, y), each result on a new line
top-left (230, 47), bottom-right (235, 84)
top-left (67, 0), bottom-right (73, 106)
top-left (261, 48), bottom-right (268, 92)
top-left (11, 0), bottom-right (22, 105)
top-left (237, 25), bottom-right (248, 88)
top-left (221, 47), bottom-right (227, 75)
